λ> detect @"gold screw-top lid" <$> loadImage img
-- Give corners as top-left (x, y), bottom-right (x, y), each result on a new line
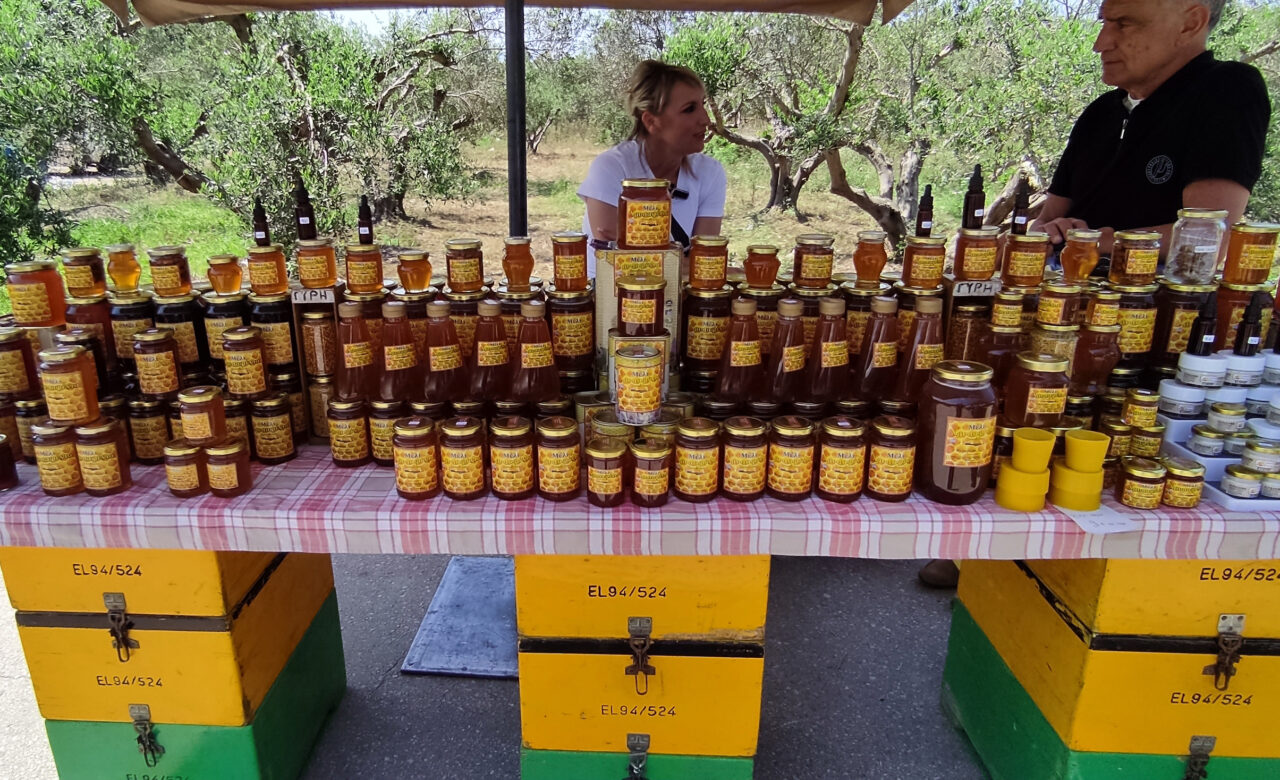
top-left (798, 232), bottom-right (836, 247)
top-left (586, 436), bottom-right (627, 459)
top-left (177, 386), bottom-right (222, 405)
top-left (822, 415), bottom-right (866, 438)
top-left (0, 326), bottom-right (24, 344)
top-left (251, 392), bottom-right (290, 411)
top-left (478, 300), bottom-right (502, 317)
top-left (906, 236), bottom-right (947, 247)
top-left (772, 415), bottom-right (815, 437)
top-left (1225, 463), bottom-right (1265, 481)
top-left (871, 414), bottom-right (915, 437)
top-left (38, 345), bottom-right (85, 363)
top-left (1065, 228), bottom-right (1102, 241)
top-left (1115, 230), bottom-right (1162, 242)
top-left (31, 419), bottom-right (74, 436)
top-left (692, 235), bottom-right (729, 247)
top-left (777, 299), bottom-right (804, 318)
top-left (747, 244), bottom-right (779, 255)
top-left (338, 302), bottom-right (364, 318)
top-left (60, 247), bottom-right (101, 260)
top-left (222, 326), bottom-right (262, 342)
top-left (55, 328), bottom-right (95, 344)
top-left (622, 178), bottom-right (668, 189)
top-left (74, 417), bottom-right (121, 437)
top-left (870, 296), bottom-right (898, 315)
top-left (504, 236), bottom-right (532, 246)
top-left (536, 415), bottom-right (578, 438)
top-left (1246, 439), bottom-right (1280, 455)
top-left (520, 300), bottom-right (546, 319)
top-left (301, 311), bottom-right (334, 321)
top-left (732, 298), bottom-right (758, 316)
top-left (631, 436), bottom-right (673, 458)
top-left (154, 293), bottom-right (197, 305)
top-left (723, 416), bottom-right (767, 437)
top-left (960, 227), bottom-right (1000, 238)
top-left (1126, 388), bottom-right (1160, 403)
top-left (933, 360), bottom-right (994, 383)
top-left (207, 254), bottom-right (239, 265)
top-left (1041, 282), bottom-right (1083, 295)
top-left (551, 231), bottom-right (586, 243)
top-left (297, 238), bottom-right (333, 248)
top-left (5, 259), bottom-right (56, 273)
top-left (206, 439), bottom-right (248, 457)
top-left (1121, 455), bottom-right (1167, 480)
top-left (1232, 222), bottom-right (1280, 234)
top-left (163, 438), bottom-right (201, 457)
top-left (1009, 231), bottom-right (1051, 244)
top-left (427, 301), bottom-right (452, 318)
top-left (105, 243), bottom-right (135, 253)
top-left (248, 244), bottom-right (284, 255)
top-left (818, 297), bottom-right (845, 317)
top-left (1015, 351), bottom-right (1069, 373)
top-left (394, 416), bottom-right (436, 438)
top-left (381, 301), bottom-right (406, 319)
top-left (916, 297), bottom-right (943, 315)
top-left (445, 238), bottom-right (482, 251)
top-left (856, 230), bottom-right (885, 243)
top-left (617, 274), bottom-right (667, 292)
top-left (491, 415), bottom-right (533, 437)
top-left (65, 294), bottom-right (110, 306)
top-left (345, 243), bottom-right (380, 254)
top-left (1211, 402), bottom-right (1246, 417)
top-left (1177, 208), bottom-right (1229, 220)
top-left (133, 328), bottom-right (174, 344)
top-left (370, 400), bottom-right (404, 413)
top-left (398, 250), bottom-right (429, 262)
top-left (676, 417), bottom-right (720, 439)
top-left (441, 416), bottom-right (483, 437)
top-left (14, 399), bottom-right (47, 411)
top-left (146, 245), bottom-right (187, 258)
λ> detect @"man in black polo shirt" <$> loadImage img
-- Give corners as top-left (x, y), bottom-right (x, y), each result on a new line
top-left (1031, 0), bottom-right (1270, 254)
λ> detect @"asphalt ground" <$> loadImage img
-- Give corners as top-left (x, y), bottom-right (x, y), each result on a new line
top-left (0, 555), bottom-right (987, 779)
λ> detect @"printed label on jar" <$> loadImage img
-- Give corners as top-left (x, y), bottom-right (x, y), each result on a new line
top-left (207, 462), bottom-right (240, 491)
top-left (961, 247), bottom-right (997, 276)
top-left (730, 340), bottom-right (762, 367)
top-left (616, 363), bottom-right (661, 413)
top-left (448, 257), bottom-right (481, 285)
top-left (802, 316), bottom-right (819, 348)
top-left (369, 418), bottom-right (397, 460)
top-left (685, 316), bottom-right (729, 361)
top-left (1117, 308), bottom-right (1156, 353)
top-left (8, 283), bottom-right (53, 324)
top-left (991, 303), bottom-right (1023, 328)
top-left (1239, 243), bottom-right (1277, 270)
top-left (846, 311), bottom-right (871, 354)
top-left (475, 340), bottom-right (509, 367)
top-left (798, 253), bottom-right (833, 282)
top-left (621, 297), bottom-right (657, 327)
top-left (248, 260), bottom-right (280, 286)
top-left (491, 446), bottom-right (534, 493)
top-left (871, 341), bottom-right (897, 368)
top-left (35, 443), bottom-right (81, 490)
top-left (675, 446), bottom-right (720, 496)
top-left (768, 444), bottom-right (814, 494)
top-left (942, 416), bottom-right (997, 468)
top-left (347, 258), bottom-right (382, 287)
top-left (252, 414), bottom-right (294, 458)
top-left (150, 264), bottom-right (183, 293)
top-left (820, 340), bottom-right (849, 369)
top-left (692, 254), bottom-right (726, 283)
top-left (224, 350), bottom-right (267, 394)
top-left (165, 462), bottom-right (200, 492)
top-left (501, 314), bottom-right (521, 347)
top-left (157, 321), bottom-right (200, 364)
top-left (589, 466), bottom-right (623, 495)
top-left (441, 445), bottom-right (485, 494)
top-left (623, 200), bottom-right (672, 248)
top-left (1007, 251), bottom-right (1045, 278)
top-left (1166, 309), bottom-right (1200, 354)
top-left (43, 371), bottom-right (89, 421)
top-left (112, 319), bottom-right (153, 359)
top-left (77, 442), bottom-right (122, 490)
top-left (343, 342), bottom-right (374, 369)
top-left (538, 444), bottom-right (581, 494)
top-left (137, 351), bottom-right (179, 394)
top-left (868, 445), bottom-right (915, 496)
top-left (394, 447), bottom-right (439, 493)
top-left (1163, 479), bottom-right (1203, 508)
top-left (429, 344), bottom-right (462, 371)
top-left (298, 254), bottom-right (332, 282)
top-left (555, 254), bottom-right (586, 280)
top-left (915, 343), bottom-right (945, 370)
top-left (63, 264), bottom-right (96, 291)
top-left (0, 350), bottom-right (30, 394)
top-left (1130, 436), bottom-right (1162, 458)
top-left (1088, 302), bottom-right (1119, 327)
top-left (897, 312), bottom-right (917, 352)
top-left (756, 310), bottom-right (778, 352)
top-left (287, 391), bottom-right (305, 433)
top-left (1037, 297), bottom-right (1066, 324)
top-left (908, 254), bottom-right (943, 285)
top-left (521, 342), bottom-right (554, 369)
top-left (183, 411), bottom-right (213, 441)
top-left (819, 444), bottom-right (866, 495)
top-left (130, 416), bottom-right (168, 459)
top-left (206, 317), bottom-right (242, 360)
top-left (1026, 387), bottom-right (1068, 415)
top-left (451, 315), bottom-right (478, 358)
top-left (1124, 249), bottom-right (1160, 275)
top-left (551, 312), bottom-right (594, 356)
top-left (1121, 478), bottom-right (1163, 509)
top-left (723, 445), bottom-right (767, 494)
top-left (256, 321), bottom-right (294, 364)
top-left (612, 252), bottom-right (664, 278)
top-left (384, 343), bottom-right (418, 371)
top-left (782, 344), bottom-right (806, 373)
top-left (634, 466), bottom-right (670, 496)
top-left (1123, 405), bottom-right (1157, 427)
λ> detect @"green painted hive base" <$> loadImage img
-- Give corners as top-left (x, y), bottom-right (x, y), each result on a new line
top-left (521, 748), bottom-right (754, 779)
top-left (46, 589), bottom-right (346, 780)
top-left (943, 600), bottom-right (1278, 780)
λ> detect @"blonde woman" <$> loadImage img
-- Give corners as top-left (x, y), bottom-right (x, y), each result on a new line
top-left (578, 60), bottom-right (727, 275)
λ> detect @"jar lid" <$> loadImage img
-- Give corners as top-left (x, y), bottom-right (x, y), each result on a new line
top-left (154, 292), bottom-right (199, 305)
top-left (1015, 351), bottom-right (1068, 372)
top-left (871, 414), bottom-right (914, 437)
top-left (1126, 388), bottom-right (1160, 403)
top-left (56, 327), bottom-right (94, 343)
top-left (424, 301), bottom-right (451, 319)
top-left (893, 282), bottom-right (944, 297)
top-left (1120, 456), bottom-right (1167, 479)
top-left (99, 394), bottom-right (126, 411)
top-left (1227, 430), bottom-right (1256, 441)
top-left (534, 398), bottom-right (573, 417)
top-left (822, 415), bottom-right (865, 438)
top-left (959, 227), bottom-right (999, 238)
top-left (390, 287), bottom-right (436, 302)
top-left (622, 178), bottom-right (668, 189)
top-left (641, 414), bottom-right (681, 434)
top-left (933, 360), bottom-right (994, 383)
top-left (537, 415), bottom-right (579, 438)
top-left (1065, 229), bottom-right (1102, 241)
top-left (855, 230), bottom-right (884, 243)
top-left (490, 415), bottom-right (533, 437)
top-left (1041, 282), bottom-right (1083, 295)
top-left (177, 386), bottom-right (222, 404)
top-left (1250, 418), bottom-right (1280, 439)
top-left (247, 244), bottom-right (284, 255)
top-left (344, 289), bottom-right (390, 302)
top-left (445, 238), bottom-right (482, 251)
top-left (65, 293), bottom-right (110, 306)
top-left (722, 416), bottom-right (766, 437)
top-left (1134, 423), bottom-right (1166, 436)
top-left (545, 285), bottom-right (595, 300)
top-left (394, 416), bottom-right (436, 438)
top-left (247, 292), bottom-right (291, 304)
top-left (1177, 208), bottom-right (1229, 220)
top-left (1115, 230), bottom-right (1162, 242)
top-left (732, 297), bottom-right (759, 316)
top-left (14, 399), bottom-right (46, 411)
top-left (105, 243), bottom-right (135, 253)
top-left (440, 416), bottom-right (482, 438)
top-left (788, 283), bottom-right (840, 298)
top-left (772, 415), bottom-right (814, 437)
top-left (1211, 402), bottom-right (1247, 417)
top-left (30, 419), bottom-right (73, 436)
top-left (1108, 283), bottom-right (1160, 294)
top-left (60, 247), bottom-right (101, 259)
top-left (381, 301), bottom-right (407, 319)
top-left (954, 303), bottom-right (992, 314)
top-left (1007, 231), bottom-right (1049, 245)
top-left (201, 291), bottom-right (245, 305)
top-left (1066, 395), bottom-right (1095, 405)
top-left (251, 392), bottom-right (290, 411)
top-left (1218, 280), bottom-right (1275, 292)
top-left (37, 345), bottom-right (85, 363)
top-left (1101, 419), bottom-right (1132, 435)
top-left (297, 238), bottom-right (333, 248)
top-left (870, 296), bottom-right (898, 315)
top-left (206, 439), bottom-right (248, 456)
top-left (1247, 438), bottom-right (1280, 455)
top-left (133, 328), bottom-right (176, 344)
top-left (1225, 464), bottom-right (1265, 481)
top-left (6, 259), bottom-right (56, 273)
top-left (585, 436), bottom-right (627, 459)
top-left (1158, 379), bottom-right (1205, 402)
top-left (207, 254), bottom-right (239, 266)
top-left (442, 287), bottom-right (490, 301)
top-left (676, 417), bottom-right (720, 439)
top-left (995, 290), bottom-right (1027, 301)
top-left (1160, 456), bottom-right (1205, 478)
top-left (327, 399), bottom-right (365, 414)
top-left (839, 281), bottom-right (892, 298)
top-left (74, 417), bottom-right (120, 437)
top-left (630, 437), bottom-right (672, 458)
top-left (1085, 323), bottom-right (1122, 334)
top-left (1157, 280), bottom-right (1217, 294)
top-left (502, 236), bottom-right (531, 247)
top-left (1177, 352), bottom-right (1229, 373)
top-left (368, 400), bottom-right (404, 414)
top-left (591, 411), bottom-right (630, 437)
top-left (223, 326), bottom-right (262, 342)
top-left (1191, 424), bottom-right (1225, 439)
top-left (164, 438), bottom-right (201, 457)
top-left (146, 245), bottom-right (187, 257)
top-left (691, 234), bottom-right (729, 247)
top-left (1090, 289), bottom-right (1122, 301)
top-left (906, 236), bottom-right (946, 247)
top-left (1035, 322), bottom-right (1080, 333)
top-left (551, 231), bottom-right (586, 243)
top-left (817, 297), bottom-right (844, 317)
top-left (1233, 222), bottom-right (1280, 234)
top-left (301, 311), bottom-right (335, 321)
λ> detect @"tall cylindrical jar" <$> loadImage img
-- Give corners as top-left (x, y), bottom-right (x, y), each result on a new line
top-left (916, 361), bottom-right (997, 505)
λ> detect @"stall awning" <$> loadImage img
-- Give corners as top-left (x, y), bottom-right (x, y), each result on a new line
top-left (100, 0), bottom-right (914, 26)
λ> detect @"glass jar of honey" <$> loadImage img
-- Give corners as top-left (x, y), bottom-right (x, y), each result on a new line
top-left (106, 244), bottom-right (141, 292)
top-left (546, 286), bottom-right (595, 374)
top-left (38, 345), bottom-right (99, 424)
top-left (392, 417), bottom-right (440, 500)
top-left (743, 245), bottom-right (781, 289)
top-left (797, 233), bottom-right (838, 289)
top-left (630, 437), bottom-right (672, 507)
top-left (550, 233), bottom-right (588, 292)
top-left (207, 439), bottom-right (252, 498)
top-left (1002, 352), bottom-right (1070, 428)
top-left (269, 371), bottom-right (307, 443)
top-left (65, 293), bottom-right (115, 367)
top-left (1117, 456), bottom-right (1167, 509)
top-left (126, 398), bottom-right (167, 464)
top-left (396, 250), bottom-right (433, 294)
top-left (222, 326), bottom-right (269, 399)
top-left (1002, 232), bottom-right (1050, 287)
top-left (154, 293), bottom-right (205, 370)
top-left (205, 254), bottom-right (243, 295)
top-left (0, 402), bottom-right (21, 464)
top-left (74, 417), bottom-right (132, 496)
top-left (767, 416), bottom-right (816, 501)
top-left (615, 275), bottom-right (666, 337)
top-left (617, 179), bottom-right (672, 250)
top-left (1036, 283), bottom-right (1083, 326)
top-left (1057, 229), bottom-right (1102, 283)
top-left (327, 400), bottom-right (371, 468)
top-left (816, 416), bottom-right (866, 503)
top-left (14, 399), bottom-right (45, 463)
top-left (1085, 289), bottom-right (1121, 328)
top-left (108, 290), bottom-right (155, 373)
top-left (1166, 208), bottom-right (1227, 285)
top-left (1223, 223), bottom-right (1280, 285)
top-left (344, 244), bottom-right (385, 294)
top-left (1109, 231), bottom-right (1161, 286)
top-left (202, 291), bottom-right (247, 369)
top-left (1114, 283), bottom-right (1160, 363)
top-left (132, 329), bottom-right (182, 399)
top-left (901, 237), bottom-right (947, 289)
top-left (689, 235), bottom-right (729, 290)
top-left (32, 420), bottom-right (82, 496)
top-left (501, 237), bottom-right (536, 293)
top-left (1152, 281), bottom-right (1215, 366)
top-left (586, 437), bottom-right (626, 507)
top-left (0, 327), bottom-right (39, 400)
top-left (490, 416), bottom-right (535, 500)
top-left (245, 245), bottom-right (288, 296)
top-left (437, 416), bottom-right (486, 500)
top-left (164, 439), bottom-right (207, 498)
top-left (6, 260), bottom-right (67, 327)
top-left (145, 246), bottom-right (192, 297)
top-left (681, 285), bottom-right (732, 388)
top-left (536, 415), bottom-right (581, 501)
top-left (1029, 323), bottom-right (1080, 374)
top-left (954, 228), bottom-right (999, 281)
top-left (55, 328), bottom-right (108, 391)
top-left (297, 238), bottom-right (338, 288)
top-left (300, 311), bottom-right (338, 376)
top-left (866, 415), bottom-right (916, 502)
top-left (917, 361), bottom-right (997, 505)
top-left (445, 238), bottom-right (485, 293)
top-left (178, 385), bottom-right (226, 446)
top-left (368, 400), bottom-right (403, 466)
top-left (60, 247), bottom-right (107, 297)
top-left (250, 392), bottom-right (296, 464)
top-left (248, 293), bottom-right (297, 370)
top-left (720, 416), bottom-right (766, 502)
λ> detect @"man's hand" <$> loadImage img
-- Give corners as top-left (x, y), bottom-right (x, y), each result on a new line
top-left (1036, 216), bottom-right (1091, 245)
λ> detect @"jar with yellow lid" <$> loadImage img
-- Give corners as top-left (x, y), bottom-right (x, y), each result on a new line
top-left (767, 416), bottom-right (816, 501)
top-left (1059, 229), bottom-right (1102, 283)
top-left (721, 415), bottom-right (767, 502)
top-left (536, 415), bottom-right (581, 501)
top-left (246, 244), bottom-right (288, 295)
top-left (1129, 424), bottom-right (1165, 458)
top-left (1036, 283), bottom-right (1083, 327)
top-left (1108, 231), bottom-right (1162, 285)
top-left (617, 178), bottom-right (671, 250)
top-left (550, 232), bottom-right (588, 292)
top-left (1001, 232), bottom-right (1050, 287)
top-left (132, 328), bottom-right (182, 399)
top-left (1153, 280), bottom-right (1216, 366)
top-left (1187, 424), bottom-right (1225, 457)
top-left (0, 400), bottom-right (21, 462)
top-left (164, 439), bottom-right (207, 498)
top-left (391, 417), bottom-right (439, 499)
top-left (126, 398), bottom-right (168, 464)
top-left (1241, 439), bottom-right (1280, 475)
top-left (297, 238), bottom-right (338, 288)
top-left (6, 260), bottom-right (66, 328)
top-left (918, 361), bottom-right (997, 505)
top-left (153, 292), bottom-right (206, 370)
top-left (0, 431), bottom-right (16, 492)
top-left (1085, 289), bottom-right (1121, 328)
top-left (38, 345), bottom-right (99, 425)
top-left (1029, 323), bottom-right (1080, 374)
top-left (1223, 222), bottom-right (1280, 285)
top-left (689, 235), bottom-right (730, 290)
top-left (616, 275), bottom-right (666, 338)
top-left (60, 247), bottom-right (107, 297)
top-left (1166, 208), bottom-right (1227, 285)
top-left (901, 236), bottom-right (946, 289)
top-left (795, 233), bottom-right (838, 289)
top-left (1159, 456), bottom-right (1204, 508)
top-left (674, 417), bottom-right (721, 502)
top-left (74, 417), bottom-right (132, 496)
top-left (345, 244), bottom-right (385, 294)
top-left (490, 416), bottom-right (535, 500)
top-left (546, 284), bottom-right (595, 375)
top-left (954, 228), bottom-right (1000, 281)
top-left (1112, 283), bottom-right (1160, 362)
top-left (207, 439), bottom-right (252, 498)
top-left (178, 385), bottom-right (226, 446)
top-left (251, 392), bottom-right (296, 464)
top-left (145, 246), bottom-right (192, 297)
top-left (436, 416), bottom-right (485, 500)
top-left (395, 250), bottom-right (433, 294)
top-left (15, 399), bottom-right (46, 463)
top-left (368, 400), bottom-right (403, 466)
top-left (328, 400), bottom-right (371, 467)
top-left (1002, 352), bottom-right (1070, 428)
top-left (445, 238), bottom-right (485, 293)
top-left (1116, 456), bottom-right (1166, 509)
top-left (640, 409), bottom-right (682, 449)
top-left (0, 327), bottom-right (39, 400)
top-left (222, 326), bottom-right (269, 399)
top-left (743, 245), bottom-right (781, 289)
top-left (1207, 401), bottom-right (1248, 433)
top-left (866, 415), bottom-right (915, 502)
top-left (1221, 463), bottom-right (1264, 500)
top-left (32, 420), bottom-right (82, 496)
top-left (205, 254), bottom-right (242, 295)
top-left (586, 436), bottom-right (626, 507)
top-left (815, 416), bottom-right (867, 502)
top-left (1122, 388), bottom-right (1160, 428)
top-left (631, 437), bottom-right (672, 507)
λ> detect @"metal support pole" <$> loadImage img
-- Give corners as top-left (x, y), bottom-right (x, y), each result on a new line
top-left (504, 0), bottom-right (528, 236)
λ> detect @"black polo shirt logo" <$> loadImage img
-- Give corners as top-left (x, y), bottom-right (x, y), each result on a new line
top-left (1146, 154), bottom-right (1174, 185)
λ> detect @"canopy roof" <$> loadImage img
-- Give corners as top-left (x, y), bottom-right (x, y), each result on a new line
top-left (101, 0), bottom-right (914, 26)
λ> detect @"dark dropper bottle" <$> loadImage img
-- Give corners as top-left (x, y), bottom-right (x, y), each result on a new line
top-left (1185, 292), bottom-right (1218, 357)
top-left (357, 195), bottom-right (374, 244)
top-left (914, 185), bottom-right (934, 237)
top-left (962, 165), bottom-right (985, 230)
top-left (294, 180), bottom-right (317, 241)
top-left (252, 198), bottom-right (271, 247)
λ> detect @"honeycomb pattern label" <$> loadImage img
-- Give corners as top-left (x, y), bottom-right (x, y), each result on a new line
top-left (797, 253), bottom-right (832, 282)
top-left (17, 417), bottom-right (37, 459)
top-left (1007, 251), bottom-right (1045, 278)
top-left (206, 317), bottom-right (243, 360)
top-left (165, 462), bottom-right (200, 492)
top-left (818, 444), bottom-right (866, 495)
top-left (113, 318), bottom-right (153, 359)
top-left (1121, 478), bottom-right (1162, 509)
top-left (1037, 297), bottom-right (1066, 325)
top-left (1165, 309), bottom-right (1200, 354)
top-left (384, 344), bottom-right (418, 371)
top-left (63, 265), bottom-right (96, 291)
top-left (521, 342), bottom-right (554, 369)
top-left (252, 414), bottom-right (294, 459)
top-left (43, 372), bottom-right (90, 423)
top-left (820, 340), bottom-right (848, 369)
top-left (1125, 249), bottom-right (1159, 275)
top-left (76, 442), bottom-right (122, 490)
top-left (756, 310), bottom-right (777, 355)
top-left (475, 340), bottom-right (509, 367)
top-left (782, 344), bottom-right (806, 373)
top-left (1117, 308), bottom-right (1156, 353)
top-left (448, 257), bottom-right (482, 286)
top-left (130, 416), bottom-right (169, 460)
top-left (941, 416), bottom-right (996, 468)
top-left (183, 411), bottom-right (213, 442)
top-left (723, 445), bottom-right (766, 495)
top-left (868, 444), bottom-right (915, 496)
top-left (36, 441), bottom-right (83, 492)
top-left (157, 321), bottom-right (200, 364)
top-left (685, 316), bottom-right (729, 361)
top-left (347, 258), bottom-right (382, 287)
top-left (692, 255), bottom-right (726, 284)
top-left (551, 312), bottom-right (594, 357)
top-left (248, 259), bottom-right (280, 286)
top-left (991, 302), bottom-right (1023, 328)
top-left (208, 462), bottom-right (240, 491)
top-left (897, 311), bottom-right (917, 351)
top-left (1123, 403), bottom-right (1157, 428)
top-left (802, 316), bottom-right (819, 350)
top-left (344, 342), bottom-right (374, 369)
top-left (395, 446), bottom-right (439, 493)
top-left (907, 254), bottom-right (943, 285)
top-left (612, 252), bottom-right (664, 277)
top-left (1162, 479), bottom-right (1202, 508)
top-left (915, 343), bottom-right (945, 370)
top-left (442, 445), bottom-right (485, 495)
top-left (1026, 387), bottom-right (1067, 416)
top-left (225, 350), bottom-right (267, 395)
top-left (137, 351), bottom-right (180, 395)
top-left (492, 446), bottom-right (534, 494)
top-left (298, 254), bottom-right (332, 283)
top-left (621, 298), bottom-right (657, 327)
top-left (537, 444), bottom-right (581, 494)
top-left (257, 321), bottom-right (294, 365)
top-left (1088, 302), bottom-right (1119, 327)
top-left (623, 200), bottom-right (671, 248)
top-left (871, 341), bottom-right (897, 369)
top-left (451, 314), bottom-right (477, 358)
top-left (961, 246), bottom-right (997, 276)
top-left (1107, 432), bottom-right (1131, 458)
top-left (555, 254), bottom-right (586, 279)
top-left (633, 466), bottom-right (669, 496)
top-left (588, 465), bottom-right (623, 495)
top-left (675, 446), bottom-right (719, 496)
top-left (170, 416), bottom-right (185, 440)
top-left (502, 314), bottom-right (522, 351)
top-left (1225, 306), bottom-right (1273, 349)
top-left (1240, 243), bottom-right (1277, 270)
top-left (150, 265), bottom-right (183, 294)
top-left (0, 350), bottom-right (31, 394)
top-left (730, 341), bottom-right (762, 367)
top-left (767, 443), bottom-right (814, 494)
top-left (8, 284), bottom-right (53, 325)
top-left (616, 361), bottom-right (661, 415)
top-left (1130, 435), bottom-right (1161, 458)
top-left (846, 311), bottom-right (871, 355)
top-left (369, 417), bottom-right (397, 461)
top-left (329, 418), bottom-right (369, 462)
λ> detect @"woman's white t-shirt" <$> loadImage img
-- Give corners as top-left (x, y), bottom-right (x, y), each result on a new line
top-left (577, 139), bottom-right (728, 275)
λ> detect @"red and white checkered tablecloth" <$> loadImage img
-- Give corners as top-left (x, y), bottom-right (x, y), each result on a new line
top-left (0, 446), bottom-right (1276, 559)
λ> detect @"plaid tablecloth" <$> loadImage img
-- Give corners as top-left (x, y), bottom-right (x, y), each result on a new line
top-left (0, 446), bottom-right (1276, 559)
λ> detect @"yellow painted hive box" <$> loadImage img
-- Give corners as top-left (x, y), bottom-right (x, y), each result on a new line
top-left (959, 559), bottom-right (1280, 759)
top-left (15, 551), bottom-right (333, 726)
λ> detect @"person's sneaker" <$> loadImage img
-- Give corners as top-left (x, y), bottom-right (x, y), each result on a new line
top-left (918, 559), bottom-right (959, 589)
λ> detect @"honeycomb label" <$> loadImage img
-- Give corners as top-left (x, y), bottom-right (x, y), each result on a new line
top-left (225, 350), bottom-right (267, 395)
top-left (130, 416), bottom-right (168, 460)
top-left (76, 442), bottom-right (123, 490)
top-left (1088, 302), bottom-right (1120, 327)
top-left (589, 465), bottom-right (623, 495)
top-left (252, 413), bottom-right (294, 459)
top-left (692, 254), bottom-right (726, 284)
top-left (1123, 403), bottom-right (1157, 428)
top-left (447, 257), bottom-right (482, 286)
top-left (1125, 249), bottom-right (1160, 274)
top-left (384, 344), bottom-right (418, 371)
top-left (633, 466), bottom-right (669, 496)
top-left (369, 418), bottom-right (397, 461)
top-left (521, 342), bottom-right (554, 369)
top-left (35, 442), bottom-right (82, 491)
top-left (685, 316), bottom-right (728, 361)
top-left (0, 350), bottom-right (31, 394)
top-left (63, 265), bottom-right (96, 291)
top-left (621, 297), bottom-right (658, 327)
top-left (782, 344), bottom-right (806, 373)
top-left (819, 444), bottom-right (866, 495)
top-left (730, 341), bottom-right (762, 367)
top-left (868, 444), bottom-right (915, 496)
top-left (208, 462), bottom-right (240, 491)
top-left (846, 311), bottom-right (871, 355)
top-left (329, 418), bottom-right (369, 462)
top-left (1107, 432), bottom-right (1131, 458)
top-left (871, 341), bottom-right (897, 369)
top-left (897, 311), bottom-right (917, 351)
top-left (551, 312), bottom-right (594, 357)
top-left (675, 446), bottom-right (719, 496)
top-left (915, 343), bottom-right (945, 370)
top-left (43, 371), bottom-right (90, 422)
top-left (991, 302), bottom-right (1022, 328)
top-left (137, 351), bottom-right (180, 395)
top-left (475, 340), bottom-right (509, 367)
top-left (1130, 435), bottom-right (1161, 458)
top-left (907, 254), bottom-right (943, 285)
top-left (820, 340), bottom-right (848, 369)
top-left (756, 310), bottom-right (778, 355)
top-left (442, 445), bottom-right (485, 495)
top-left (1165, 309), bottom-right (1199, 354)
top-left (1037, 296), bottom-right (1066, 325)
top-left (150, 265), bottom-right (183, 294)
top-left (1117, 308), bottom-right (1156, 353)
top-left (165, 462), bottom-right (200, 492)
top-left (157, 321), bottom-right (200, 363)
top-left (767, 443), bottom-right (814, 494)
top-left (1026, 387), bottom-right (1068, 416)
top-left (16, 417), bottom-right (37, 459)
top-left (612, 252), bottom-right (663, 277)
top-left (451, 314), bottom-right (477, 358)
top-left (798, 253), bottom-right (832, 282)
top-left (248, 259), bottom-right (280, 286)
top-left (491, 445), bottom-right (534, 494)
top-left (723, 445), bottom-right (766, 495)
top-left (206, 317), bottom-right (244, 360)
top-left (1121, 478), bottom-right (1162, 509)
top-left (1007, 251), bottom-right (1045, 278)
top-left (537, 444), bottom-right (581, 494)
top-left (182, 411), bottom-right (213, 442)
top-left (623, 200), bottom-right (671, 248)
top-left (343, 342), bottom-right (374, 369)
top-left (1162, 479), bottom-right (1202, 508)
top-left (113, 318), bottom-right (153, 359)
top-left (394, 446), bottom-right (439, 494)
top-left (941, 416), bottom-right (996, 468)
top-left (802, 316), bottom-right (818, 350)
top-left (347, 258), bottom-right (382, 287)
top-left (961, 246), bottom-right (997, 276)
top-left (257, 321), bottom-right (294, 365)
top-left (298, 254), bottom-right (332, 283)
top-left (555, 254), bottom-right (586, 280)
top-left (616, 361), bottom-right (661, 415)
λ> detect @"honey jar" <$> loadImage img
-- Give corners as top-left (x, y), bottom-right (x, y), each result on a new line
top-left (297, 238), bottom-right (338, 288)
top-left (953, 228), bottom-right (999, 281)
top-left (616, 275), bottom-right (666, 337)
top-left (490, 416), bottom-right (535, 500)
top-left (178, 386), bottom-right (226, 447)
top-left (205, 254), bottom-right (243, 295)
top-left (391, 417), bottom-right (440, 499)
top-left (327, 400), bottom-right (371, 468)
top-left (222, 326), bottom-right (269, 399)
top-left (60, 247), bottom-right (107, 297)
top-left (439, 416), bottom-right (487, 500)
top-left (127, 398), bottom-right (168, 465)
top-left (1117, 456), bottom-right (1166, 509)
top-left (617, 178), bottom-right (671, 250)
top-left (345, 244), bottom-right (385, 294)
top-left (816, 416), bottom-right (867, 503)
top-left (164, 439), bottom-right (208, 498)
top-left (767, 416), bottom-right (816, 501)
top-left (630, 437), bottom-right (672, 507)
top-left (551, 232), bottom-right (588, 292)
top-left (866, 415), bottom-right (915, 502)
top-left (38, 345), bottom-right (99, 425)
top-left (133, 328), bottom-right (182, 399)
top-left (246, 245), bottom-right (289, 296)
top-left (74, 417), bottom-right (132, 496)
top-left (721, 416), bottom-right (767, 502)
top-left (690, 235), bottom-right (730, 290)
top-left (250, 392), bottom-right (296, 464)
top-left (32, 420), bottom-right (82, 496)
top-left (207, 439), bottom-right (252, 498)
top-left (535, 416), bottom-right (581, 501)
top-left (145, 246), bottom-right (192, 297)
top-left (674, 417), bottom-right (721, 502)
top-left (586, 436), bottom-right (626, 507)
top-left (0, 326), bottom-right (39, 400)
top-left (6, 260), bottom-right (67, 328)
top-left (444, 238), bottom-right (485, 293)
top-left (795, 233), bottom-right (837, 289)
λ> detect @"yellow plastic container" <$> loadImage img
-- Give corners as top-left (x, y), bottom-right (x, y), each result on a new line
top-left (1063, 430), bottom-right (1110, 473)
top-left (1050, 460), bottom-right (1105, 511)
top-left (995, 464), bottom-right (1050, 511)
top-left (1012, 428), bottom-right (1056, 473)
